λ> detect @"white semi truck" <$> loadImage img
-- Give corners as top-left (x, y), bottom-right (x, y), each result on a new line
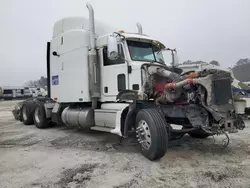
top-left (17, 3), bottom-right (245, 161)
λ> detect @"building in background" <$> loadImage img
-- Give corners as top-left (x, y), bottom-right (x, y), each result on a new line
top-left (0, 86), bottom-right (47, 100)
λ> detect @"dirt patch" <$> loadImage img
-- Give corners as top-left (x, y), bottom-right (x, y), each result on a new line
top-left (0, 133), bottom-right (34, 145)
top-left (0, 133), bottom-right (40, 148)
top-left (168, 134), bottom-right (250, 158)
top-left (56, 163), bottom-right (100, 188)
top-left (30, 183), bottom-right (50, 188)
top-left (113, 179), bottom-right (140, 188)
top-left (50, 135), bottom-right (140, 154)
top-left (50, 136), bottom-right (115, 151)
top-left (203, 166), bottom-right (243, 182)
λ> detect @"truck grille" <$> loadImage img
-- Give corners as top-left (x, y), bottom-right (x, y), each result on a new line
top-left (212, 77), bottom-right (233, 105)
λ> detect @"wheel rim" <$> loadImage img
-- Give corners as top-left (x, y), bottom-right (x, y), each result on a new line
top-left (136, 120), bottom-right (152, 150)
top-left (34, 108), bottom-right (41, 124)
top-left (22, 105), bottom-right (27, 121)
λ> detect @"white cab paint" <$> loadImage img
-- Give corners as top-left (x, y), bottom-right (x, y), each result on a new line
top-left (99, 44), bottom-right (129, 102)
top-left (50, 28), bottom-right (90, 102)
top-left (51, 17), bottom-right (166, 104)
top-left (94, 103), bottom-right (129, 136)
top-left (101, 103), bottom-right (129, 110)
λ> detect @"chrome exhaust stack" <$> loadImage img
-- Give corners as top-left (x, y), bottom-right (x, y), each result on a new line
top-left (137, 22), bottom-right (143, 34)
top-left (86, 3), bottom-right (100, 109)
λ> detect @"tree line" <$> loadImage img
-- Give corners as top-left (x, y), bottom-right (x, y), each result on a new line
top-left (182, 58), bottom-right (250, 82)
top-left (24, 76), bottom-right (47, 89)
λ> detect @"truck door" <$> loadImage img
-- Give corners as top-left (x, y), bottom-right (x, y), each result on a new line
top-left (100, 44), bottom-right (129, 100)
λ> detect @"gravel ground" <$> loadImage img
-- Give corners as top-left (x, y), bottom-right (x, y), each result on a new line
top-left (0, 100), bottom-right (250, 188)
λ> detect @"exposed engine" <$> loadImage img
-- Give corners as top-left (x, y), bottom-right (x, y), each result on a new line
top-left (136, 63), bottom-right (245, 134)
top-left (139, 64), bottom-right (229, 106)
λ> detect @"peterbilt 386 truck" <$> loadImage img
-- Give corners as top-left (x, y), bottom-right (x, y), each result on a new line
top-left (16, 3), bottom-right (245, 161)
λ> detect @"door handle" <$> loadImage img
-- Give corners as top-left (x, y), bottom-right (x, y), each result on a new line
top-left (52, 51), bottom-right (60, 57)
top-left (128, 65), bottom-right (132, 74)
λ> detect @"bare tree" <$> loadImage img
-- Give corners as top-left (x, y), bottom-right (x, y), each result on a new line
top-left (232, 58), bottom-right (250, 82)
top-left (38, 76), bottom-right (47, 88)
top-left (210, 60), bottom-right (220, 66)
top-left (183, 60), bottom-right (193, 64)
top-left (24, 76), bottom-right (47, 88)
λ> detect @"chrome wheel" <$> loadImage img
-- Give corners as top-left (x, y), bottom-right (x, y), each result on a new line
top-left (34, 108), bottom-right (41, 124)
top-left (136, 120), bottom-right (152, 150)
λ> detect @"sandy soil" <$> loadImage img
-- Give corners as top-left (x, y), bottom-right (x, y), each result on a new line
top-left (0, 100), bottom-right (250, 188)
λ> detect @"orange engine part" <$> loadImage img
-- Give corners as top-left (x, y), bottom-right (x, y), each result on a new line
top-left (185, 72), bottom-right (199, 79)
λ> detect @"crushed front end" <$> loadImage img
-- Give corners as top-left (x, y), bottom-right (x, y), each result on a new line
top-left (136, 63), bottom-right (245, 136)
top-left (189, 69), bottom-right (245, 134)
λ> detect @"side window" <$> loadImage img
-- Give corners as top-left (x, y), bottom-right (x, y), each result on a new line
top-left (103, 44), bottom-right (125, 66)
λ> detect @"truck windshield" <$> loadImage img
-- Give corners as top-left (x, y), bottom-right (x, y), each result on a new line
top-left (127, 40), bottom-right (165, 64)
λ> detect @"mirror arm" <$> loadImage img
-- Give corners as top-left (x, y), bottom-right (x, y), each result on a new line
top-left (120, 56), bottom-right (129, 63)
top-left (164, 47), bottom-right (178, 67)
top-left (113, 32), bottom-right (125, 40)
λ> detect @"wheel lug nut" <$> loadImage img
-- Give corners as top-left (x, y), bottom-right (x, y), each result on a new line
top-left (141, 133), bottom-right (145, 135)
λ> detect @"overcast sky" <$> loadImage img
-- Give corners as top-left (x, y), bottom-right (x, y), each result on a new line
top-left (1, 0), bottom-right (250, 86)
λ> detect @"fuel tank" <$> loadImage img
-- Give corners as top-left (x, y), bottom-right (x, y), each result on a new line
top-left (61, 107), bottom-right (95, 128)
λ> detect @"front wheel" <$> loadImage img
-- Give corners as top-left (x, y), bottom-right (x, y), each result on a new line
top-left (135, 108), bottom-right (168, 161)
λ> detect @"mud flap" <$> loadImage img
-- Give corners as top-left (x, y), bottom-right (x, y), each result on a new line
top-left (123, 103), bottom-right (137, 138)
top-left (12, 101), bottom-right (24, 121)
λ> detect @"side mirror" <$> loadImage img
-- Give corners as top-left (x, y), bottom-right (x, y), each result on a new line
top-left (163, 48), bottom-right (179, 67)
top-left (107, 35), bottom-right (119, 60)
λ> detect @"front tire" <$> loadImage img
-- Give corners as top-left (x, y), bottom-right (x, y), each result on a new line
top-left (33, 101), bottom-right (50, 129)
top-left (136, 108), bottom-right (168, 161)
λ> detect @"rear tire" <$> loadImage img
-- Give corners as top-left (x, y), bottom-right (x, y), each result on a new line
top-left (20, 101), bottom-right (36, 125)
top-left (33, 101), bottom-right (50, 129)
top-left (135, 108), bottom-right (168, 161)
top-left (188, 129), bottom-right (210, 138)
